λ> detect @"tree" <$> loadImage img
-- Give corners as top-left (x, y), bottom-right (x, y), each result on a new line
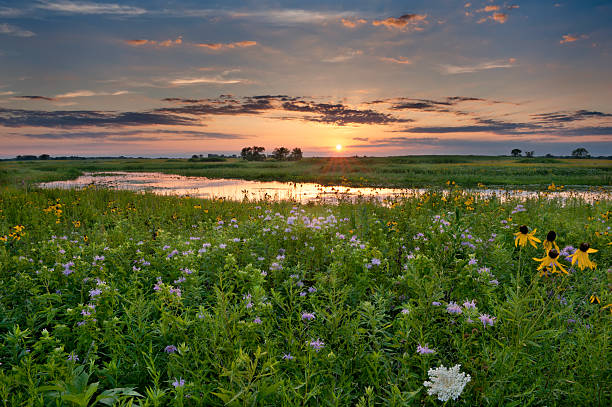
top-left (511, 149), bottom-right (522, 157)
top-left (571, 147), bottom-right (590, 158)
top-left (38, 154), bottom-right (50, 160)
top-left (272, 147), bottom-right (290, 160)
top-left (525, 151), bottom-right (534, 158)
top-left (289, 147), bottom-right (303, 161)
top-left (241, 146), bottom-right (266, 161)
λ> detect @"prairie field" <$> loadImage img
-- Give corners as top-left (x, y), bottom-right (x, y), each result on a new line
top-left (0, 171), bottom-right (610, 405)
top-left (1, 156), bottom-right (611, 188)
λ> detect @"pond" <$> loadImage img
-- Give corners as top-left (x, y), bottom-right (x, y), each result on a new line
top-left (38, 171), bottom-right (611, 204)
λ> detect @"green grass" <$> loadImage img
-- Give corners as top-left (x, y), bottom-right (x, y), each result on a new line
top-left (1, 156), bottom-right (610, 189)
top-left (0, 185), bottom-right (610, 405)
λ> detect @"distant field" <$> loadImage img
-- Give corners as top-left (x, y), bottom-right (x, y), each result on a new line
top-left (1, 156), bottom-right (610, 188)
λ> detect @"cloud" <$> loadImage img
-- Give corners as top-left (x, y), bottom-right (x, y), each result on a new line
top-left (478, 5), bottom-right (500, 12)
top-left (0, 91), bottom-right (15, 96)
top-left (280, 100), bottom-right (411, 126)
top-left (372, 14), bottom-right (427, 30)
top-left (492, 13), bottom-right (508, 23)
top-left (0, 107), bottom-right (195, 128)
top-left (322, 49), bottom-right (362, 63)
top-left (0, 7), bottom-right (24, 17)
top-left (560, 34), bottom-right (588, 44)
top-left (440, 58), bottom-right (516, 74)
top-left (55, 90), bottom-right (128, 98)
top-left (380, 56), bottom-right (412, 64)
top-left (13, 129), bottom-right (249, 141)
top-left (0, 23), bottom-right (35, 37)
top-left (14, 95), bottom-right (56, 101)
top-left (340, 17), bottom-right (367, 28)
top-left (125, 36), bottom-right (182, 47)
top-left (195, 41), bottom-right (257, 50)
top-left (169, 77), bottom-right (243, 85)
top-left (531, 110), bottom-right (612, 124)
top-left (37, 1), bottom-right (146, 15)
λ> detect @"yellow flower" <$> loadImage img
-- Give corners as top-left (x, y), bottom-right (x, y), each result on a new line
top-left (514, 225), bottom-right (541, 248)
top-left (589, 294), bottom-right (600, 304)
top-left (533, 249), bottom-right (567, 275)
top-left (542, 231), bottom-right (560, 253)
top-left (570, 242), bottom-right (597, 270)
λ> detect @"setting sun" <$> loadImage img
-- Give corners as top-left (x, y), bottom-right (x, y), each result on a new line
top-left (336, 144), bottom-right (342, 151)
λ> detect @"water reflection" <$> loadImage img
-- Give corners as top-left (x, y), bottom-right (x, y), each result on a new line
top-left (38, 171), bottom-right (611, 204)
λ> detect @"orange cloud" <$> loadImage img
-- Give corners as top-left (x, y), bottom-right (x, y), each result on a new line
top-left (196, 40), bottom-right (257, 50)
top-left (380, 56), bottom-right (412, 65)
top-left (125, 37), bottom-right (182, 47)
top-left (481, 5), bottom-right (500, 12)
top-left (372, 14), bottom-right (427, 30)
top-left (492, 13), bottom-right (508, 23)
top-left (340, 18), bottom-right (367, 28)
top-left (560, 34), bottom-right (587, 44)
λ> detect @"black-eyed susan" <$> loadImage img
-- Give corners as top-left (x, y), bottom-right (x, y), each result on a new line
top-left (514, 225), bottom-right (541, 248)
top-left (570, 242), bottom-right (597, 270)
top-left (589, 294), bottom-right (600, 304)
top-left (543, 231), bottom-right (560, 253)
top-left (533, 249), bottom-right (567, 275)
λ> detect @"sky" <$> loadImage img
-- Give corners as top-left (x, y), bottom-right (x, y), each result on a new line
top-left (0, 0), bottom-right (611, 157)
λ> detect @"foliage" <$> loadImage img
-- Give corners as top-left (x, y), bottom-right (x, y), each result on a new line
top-left (0, 183), bottom-right (610, 405)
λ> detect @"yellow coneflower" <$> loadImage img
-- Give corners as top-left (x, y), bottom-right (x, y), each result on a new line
top-left (533, 249), bottom-right (567, 275)
top-left (542, 231), bottom-right (560, 253)
top-left (570, 242), bottom-right (597, 270)
top-left (514, 225), bottom-right (541, 248)
top-left (589, 294), bottom-right (600, 304)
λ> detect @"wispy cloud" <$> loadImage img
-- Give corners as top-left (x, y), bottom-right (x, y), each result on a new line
top-left (0, 91), bottom-right (15, 96)
top-left (195, 41), bottom-right (257, 50)
top-left (560, 34), bottom-right (588, 44)
top-left (340, 17), bottom-right (367, 28)
top-left (13, 95), bottom-right (56, 101)
top-left (125, 37), bottom-right (182, 47)
top-left (0, 7), bottom-right (24, 17)
top-left (37, 0), bottom-right (146, 15)
top-left (372, 14), bottom-right (428, 30)
top-left (169, 77), bottom-right (243, 85)
top-left (380, 56), bottom-right (412, 65)
top-left (440, 58), bottom-right (516, 74)
top-left (322, 49), bottom-right (362, 63)
top-left (55, 90), bottom-right (128, 98)
top-left (13, 129), bottom-right (249, 141)
top-left (0, 23), bottom-right (35, 37)
top-left (0, 107), bottom-right (195, 128)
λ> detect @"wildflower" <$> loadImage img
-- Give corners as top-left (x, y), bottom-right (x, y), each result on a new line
top-left (370, 258), bottom-right (381, 266)
top-left (401, 308), bottom-right (410, 315)
top-left (431, 301), bottom-right (441, 306)
top-left (172, 378), bottom-right (185, 388)
top-left (423, 364), bottom-right (471, 402)
top-left (417, 344), bottom-right (436, 354)
top-left (570, 243), bottom-right (597, 270)
top-left (533, 249), bottom-right (567, 275)
top-left (67, 352), bottom-right (79, 362)
top-left (302, 312), bottom-right (315, 321)
top-left (253, 317), bottom-right (262, 324)
top-left (165, 345), bottom-right (178, 354)
top-left (309, 339), bottom-right (325, 352)
top-left (468, 259), bottom-right (478, 265)
top-left (463, 300), bottom-right (476, 309)
top-left (514, 225), bottom-right (540, 248)
top-left (478, 313), bottom-right (496, 327)
top-left (446, 302), bottom-right (463, 314)
top-left (543, 231), bottom-right (560, 253)
top-left (282, 353), bottom-right (294, 360)
top-left (589, 294), bottom-right (600, 304)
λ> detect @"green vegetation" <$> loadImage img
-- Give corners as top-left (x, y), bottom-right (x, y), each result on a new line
top-left (1, 156), bottom-right (611, 188)
top-left (0, 183), bottom-right (610, 405)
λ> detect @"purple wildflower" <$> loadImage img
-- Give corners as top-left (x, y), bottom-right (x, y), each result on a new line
top-left (302, 312), bottom-right (315, 321)
top-left (463, 300), bottom-right (476, 309)
top-left (67, 352), bottom-right (79, 362)
top-left (282, 353), bottom-right (294, 360)
top-left (309, 339), bottom-right (325, 352)
top-left (416, 344), bottom-right (436, 354)
top-left (165, 345), bottom-right (178, 353)
top-left (446, 302), bottom-right (463, 314)
top-left (478, 314), bottom-right (496, 327)
top-left (172, 378), bottom-right (185, 388)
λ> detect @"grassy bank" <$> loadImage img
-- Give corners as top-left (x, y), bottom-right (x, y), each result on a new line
top-left (1, 156), bottom-right (611, 189)
top-left (0, 185), bottom-right (610, 405)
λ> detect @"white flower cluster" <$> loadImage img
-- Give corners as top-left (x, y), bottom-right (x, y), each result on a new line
top-left (423, 364), bottom-right (471, 402)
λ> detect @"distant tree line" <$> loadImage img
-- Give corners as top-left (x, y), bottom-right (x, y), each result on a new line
top-left (510, 148), bottom-right (592, 158)
top-left (240, 146), bottom-right (303, 161)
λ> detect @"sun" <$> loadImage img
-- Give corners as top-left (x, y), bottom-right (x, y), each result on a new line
top-left (335, 144), bottom-right (342, 151)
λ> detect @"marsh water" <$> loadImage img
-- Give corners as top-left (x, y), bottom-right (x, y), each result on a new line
top-left (38, 172), bottom-right (611, 204)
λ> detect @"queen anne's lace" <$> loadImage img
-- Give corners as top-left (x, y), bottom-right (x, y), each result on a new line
top-left (423, 364), bottom-right (471, 402)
